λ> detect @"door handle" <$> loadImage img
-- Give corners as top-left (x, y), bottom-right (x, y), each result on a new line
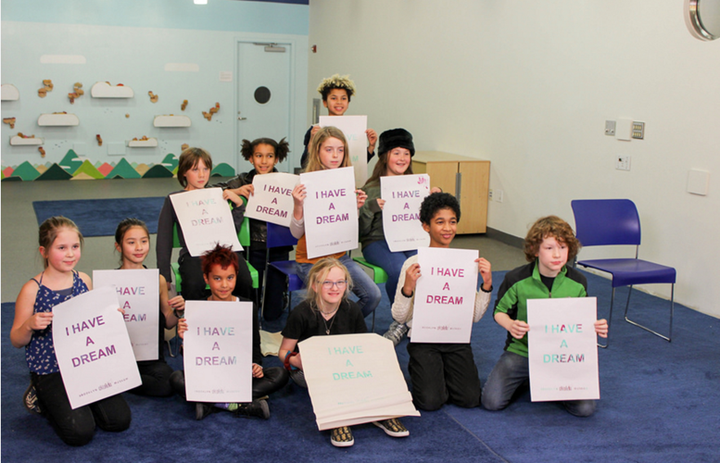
top-left (238, 117), bottom-right (247, 121)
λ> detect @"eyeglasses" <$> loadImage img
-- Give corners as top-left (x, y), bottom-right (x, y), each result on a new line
top-left (321, 280), bottom-right (347, 289)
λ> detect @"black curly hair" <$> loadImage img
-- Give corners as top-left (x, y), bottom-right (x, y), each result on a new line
top-left (419, 192), bottom-right (461, 225)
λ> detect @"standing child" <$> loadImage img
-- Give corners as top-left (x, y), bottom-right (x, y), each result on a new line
top-left (169, 244), bottom-right (289, 420)
top-left (11, 217), bottom-right (131, 446)
top-left (279, 257), bottom-right (409, 448)
top-left (213, 137), bottom-right (294, 314)
top-left (156, 147), bottom-right (253, 302)
top-left (359, 128), bottom-right (441, 343)
top-left (392, 193), bottom-right (493, 411)
top-left (481, 215), bottom-right (608, 417)
top-left (291, 126), bottom-right (382, 318)
top-left (114, 218), bottom-right (184, 397)
top-left (300, 74), bottom-right (377, 168)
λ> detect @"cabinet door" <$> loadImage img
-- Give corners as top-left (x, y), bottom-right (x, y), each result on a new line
top-left (426, 162), bottom-right (459, 195)
top-left (457, 161), bottom-right (489, 234)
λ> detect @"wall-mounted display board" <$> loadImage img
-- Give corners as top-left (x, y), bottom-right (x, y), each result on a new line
top-left (153, 115), bottom-right (191, 127)
top-left (91, 82), bottom-right (134, 98)
top-left (128, 137), bottom-right (158, 147)
top-left (1, 84), bottom-right (20, 101)
top-left (38, 113), bottom-right (80, 126)
top-left (10, 135), bottom-right (43, 146)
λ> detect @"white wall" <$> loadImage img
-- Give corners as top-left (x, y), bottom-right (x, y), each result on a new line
top-left (308, 0), bottom-right (720, 317)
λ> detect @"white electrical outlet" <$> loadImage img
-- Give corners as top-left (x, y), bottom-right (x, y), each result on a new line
top-left (496, 189), bottom-right (504, 202)
top-left (616, 156), bottom-right (631, 171)
top-left (488, 189), bottom-right (493, 200)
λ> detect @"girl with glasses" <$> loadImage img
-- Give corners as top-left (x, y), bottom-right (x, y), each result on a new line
top-left (278, 257), bottom-right (408, 447)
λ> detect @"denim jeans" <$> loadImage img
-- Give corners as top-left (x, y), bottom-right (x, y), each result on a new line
top-left (361, 240), bottom-right (417, 304)
top-left (481, 350), bottom-right (597, 417)
top-left (296, 255), bottom-right (382, 318)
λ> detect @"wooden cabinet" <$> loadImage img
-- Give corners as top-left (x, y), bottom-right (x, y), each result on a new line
top-left (412, 151), bottom-right (490, 234)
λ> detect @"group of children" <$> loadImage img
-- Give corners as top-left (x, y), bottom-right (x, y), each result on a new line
top-left (11, 73), bottom-right (608, 448)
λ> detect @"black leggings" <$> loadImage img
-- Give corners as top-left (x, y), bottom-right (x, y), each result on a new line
top-left (131, 360), bottom-right (174, 397)
top-left (32, 372), bottom-right (131, 446)
top-left (169, 366), bottom-right (289, 401)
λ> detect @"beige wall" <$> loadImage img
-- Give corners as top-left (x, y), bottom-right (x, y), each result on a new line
top-left (308, 0), bottom-right (720, 317)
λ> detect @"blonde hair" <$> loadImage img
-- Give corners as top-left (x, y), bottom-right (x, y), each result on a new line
top-left (304, 257), bottom-right (353, 310)
top-left (304, 126), bottom-right (352, 173)
top-left (38, 216), bottom-right (84, 269)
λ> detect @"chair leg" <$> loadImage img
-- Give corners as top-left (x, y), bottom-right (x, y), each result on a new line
top-left (624, 284), bottom-right (673, 342)
top-left (598, 287), bottom-right (617, 349)
top-left (371, 309), bottom-right (375, 332)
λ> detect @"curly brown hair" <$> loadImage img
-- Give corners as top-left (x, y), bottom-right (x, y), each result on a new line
top-left (523, 215), bottom-right (581, 262)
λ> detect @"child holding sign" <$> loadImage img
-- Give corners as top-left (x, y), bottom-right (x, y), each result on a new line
top-left (156, 147), bottom-right (253, 302)
top-left (391, 193), bottom-right (493, 411)
top-left (279, 257), bottom-right (409, 447)
top-left (213, 137), bottom-right (294, 315)
top-left (114, 218), bottom-right (183, 397)
top-left (481, 216), bottom-right (608, 416)
top-left (170, 244), bottom-right (289, 420)
top-left (359, 128), bottom-right (441, 342)
top-left (291, 126), bottom-right (382, 318)
top-left (11, 217), bottom-right (131, 446)
top-left (300, 74), bottom-right (377, 168)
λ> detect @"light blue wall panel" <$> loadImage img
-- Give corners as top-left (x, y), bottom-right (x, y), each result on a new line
top-left (2, 0), bottom-right (309, 35)
top-left (1, 0), bottom-right (309, 175)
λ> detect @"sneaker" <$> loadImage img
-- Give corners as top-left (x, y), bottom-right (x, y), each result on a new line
top-left (234, 399), bottom-right (270, 419)
top-left (330, 426), bottom-right (354, 447)
top-left (383, 321), bottom-right (408, 346)
top-left (23, 383), bottom-right (42, 415)
top-left (373, 418), bottom-right (409, 438)
top-left (195, 402), bottom-right (215, 421)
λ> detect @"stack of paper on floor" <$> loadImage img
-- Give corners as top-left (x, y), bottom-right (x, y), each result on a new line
top-left (300, 333), bottom-right (420, 431)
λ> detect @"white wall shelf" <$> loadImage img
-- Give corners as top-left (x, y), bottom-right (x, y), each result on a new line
top-left (153, 115), bottom-right (191, 127)
top-left (10, 135), bottom-right (43, 146)
top-left (38, 113), bottom-right (79, 126)
top-left (91, 82), bottom-right (134, 98)
top-left (1, 84), bottom-right (19, 101)
top-left (127, 137), bottom-right (158, 147)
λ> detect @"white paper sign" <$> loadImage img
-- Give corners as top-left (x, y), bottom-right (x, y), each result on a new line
top-left (183, 301), bottom-right (253, 403)
top-left (244, 172), bottom-right (299, 227)
top-left (320, 115), bottom-right (368, 187)
top-left (381, 174), bottom-right (431, 252)
top-left (300, 167), bottom-right (358, 259)
top-left (52, 286), bottom-right (142, 409)
top-left (170, 188), bottom-right (242, 257)
top-left (300, 333), bottom-right (420, 431)
top-left (411, 247), bottom-right (479, 344)
top-left (527, 297), bottom-right (600, 402)
top-left (93, 269), bottom-right (160, 361)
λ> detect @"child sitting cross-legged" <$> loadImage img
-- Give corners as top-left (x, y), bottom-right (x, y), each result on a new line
top-left (481, 215), bottom-right (608, 417)
top-left (392, 193), bottom-right (493, 411)
top-left (169, 244), bottom-right (289, 420)
top-left (278, 257), bottom-right (409, 448)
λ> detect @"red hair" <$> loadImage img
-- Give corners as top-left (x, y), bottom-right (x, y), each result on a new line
top-left (201, 244), bottom-right (239, 276)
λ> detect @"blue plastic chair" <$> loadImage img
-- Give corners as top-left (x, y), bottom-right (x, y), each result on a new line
top-left (571, 199), bottom-right (676, 347)
top-left (262, 222), bottom-right (302, 320)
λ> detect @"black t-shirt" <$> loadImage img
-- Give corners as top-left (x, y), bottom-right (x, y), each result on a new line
top-left (281, 299), bottom-right (367, 348)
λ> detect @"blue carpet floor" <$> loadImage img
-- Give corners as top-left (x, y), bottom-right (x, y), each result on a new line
top-left (32, 197), bottom-right (165, 237)
top-left (2, 270), bottom-right (719, 462)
